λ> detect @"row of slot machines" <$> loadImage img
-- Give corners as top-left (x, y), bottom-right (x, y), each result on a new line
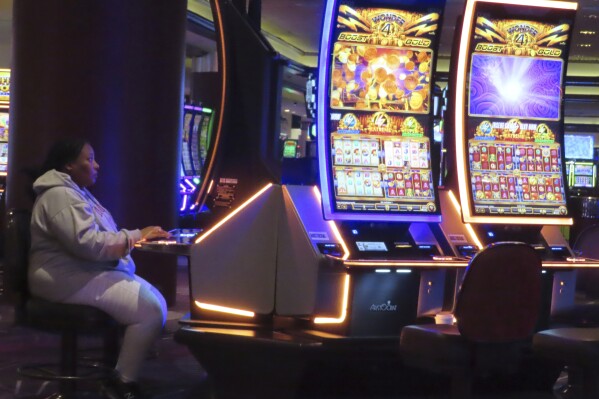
top-left (172, 0), bottom-right (599, 343)
top-left (0, 69), bottom-right (9, 199)
top-left (179, 104), bottom-right (214, 215)
top-left (161, 1), bottom-right (599, 396)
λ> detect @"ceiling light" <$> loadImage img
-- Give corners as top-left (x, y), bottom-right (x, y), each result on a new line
top-left (284, 109), bottom-right (290, 113)
top-left (580, 31), bottom-right (596, 35)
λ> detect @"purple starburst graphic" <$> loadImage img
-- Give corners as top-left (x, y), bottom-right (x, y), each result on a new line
top-left (469, 54), bottom-right (563, 120)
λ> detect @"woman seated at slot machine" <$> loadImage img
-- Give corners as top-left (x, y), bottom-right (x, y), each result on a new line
top-left (28, 137), bottom-right (171, 399)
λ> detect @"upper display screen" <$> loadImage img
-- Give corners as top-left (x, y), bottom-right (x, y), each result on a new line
top-left (318, 1), bottom-right (445, 221)
top-left (565, 134), bottom-right (594, 160)
top-left (469, 54), bottom-right (563, 120)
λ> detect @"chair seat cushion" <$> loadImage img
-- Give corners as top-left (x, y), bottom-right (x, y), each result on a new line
top-left (400, 324), bottom-right (470, 371)
top-left (25, 297), bottom-right (118, 332)
top-left (401, 324), bottom-right (530, 374)
top-left (551, 303), bottom-right (599, 327)
top-left (534, 328), bottom-right (599, 368)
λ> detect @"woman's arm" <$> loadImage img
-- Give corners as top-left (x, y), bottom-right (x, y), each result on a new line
top-left (50, 201), bottom-right (140, 261)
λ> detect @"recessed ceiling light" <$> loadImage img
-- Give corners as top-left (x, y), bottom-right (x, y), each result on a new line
top-left (580, 31), bottom-right (597, 35)
top-left (284, 109), bottom-right (290, 113)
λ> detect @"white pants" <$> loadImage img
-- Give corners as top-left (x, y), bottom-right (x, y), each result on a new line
top-left (64, 270), bottom-right (167, 382)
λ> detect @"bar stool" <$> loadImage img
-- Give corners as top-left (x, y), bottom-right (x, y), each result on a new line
top-left (400, 242), bottom-right (547, 399)
top-left (533, 327), bottom-right (599, 399)
top-left (4, 209), bottom-right (119, 398)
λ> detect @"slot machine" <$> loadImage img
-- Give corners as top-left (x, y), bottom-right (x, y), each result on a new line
top-left (175, 0), bottom-right (469, 340)
top-left (0, 69), bottom-right (9, 199)
top-left (564, 134), bottom-right (596, 196)
top-left (179, 104), bottom-right (214, 216)
top-left (305, 0), bottom-right (472, 336)
top-left (437, 0), bottom-right (599, 318)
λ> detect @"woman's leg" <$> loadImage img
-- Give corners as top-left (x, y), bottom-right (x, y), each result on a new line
top-left (63, 270), bottom-right (167, 382)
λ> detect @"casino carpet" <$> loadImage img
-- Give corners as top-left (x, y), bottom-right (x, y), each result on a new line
top-left (0, 260), bottom-right (567, 399)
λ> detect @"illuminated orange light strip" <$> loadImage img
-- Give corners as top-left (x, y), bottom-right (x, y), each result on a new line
top-left (194, 0), bottom-right (226, 207)
top-left (343, 260), bottom-right (599, 269)
top-left (312, 185), bottom-right (321, 201)
top-left (542, 261), bottom-right (599, 268)
top-left (194, 183), bottom-right (274, 244)
top-left (448, 190), bottom-right (484, 249)
top-left (194, 301), bottom-right (255, 318)
top-left (314, 274), bottom-right (350, 324)
top-left (476, 0), bottom-right (577, 9)
top-left (328, 221), bottom-right (350, 260)
top-left (472, 215), bottom-right (572, 225)
top-left (313, 186), bottom-right (351, 260)
top-left (454, 0), bottom-right (476, 223)
top-left (344, 261), bottom-right (469, 267)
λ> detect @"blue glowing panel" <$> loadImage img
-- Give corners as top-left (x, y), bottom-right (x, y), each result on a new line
top-left (469, 54), bottom-right (563, 121)
top-left (565, 134), bottom-right (594, 160)
top-left (317, 0), bottom-right (445, 222)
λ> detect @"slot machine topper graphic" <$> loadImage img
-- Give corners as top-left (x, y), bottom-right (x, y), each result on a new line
top-left (318, 0), bottom-right (446, 223)
top-left (453, 0), bottom-right (577, 226)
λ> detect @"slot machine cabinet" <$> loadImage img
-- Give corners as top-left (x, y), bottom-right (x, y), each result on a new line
top-left (0, 69), bottom-right (10, 201)
top-left (182, 0), bottom-right (469, 338)
top-left (306, 0), bottom-right (474, 337)
top-left (564, 134), bottom-right (597, 197)
top-left (437, 0), bottom-right (599, 319)
top-left (178, 0), bottom-right (285, 328)
top-left (178, 0), bottom-right (282, 230)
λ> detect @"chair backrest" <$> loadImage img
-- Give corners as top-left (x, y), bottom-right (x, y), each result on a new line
top-left (455, 241), bottom-right (542, 343)
top-left (2, 209), bottom-right (32, 310)
top-left (573, 224), bottom-right (599, 259)
top-left (572, 224), bottom-right (599, 299)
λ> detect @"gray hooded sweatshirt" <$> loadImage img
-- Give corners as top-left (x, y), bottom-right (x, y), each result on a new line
top-left (28, 169), bottom-right (142, 301)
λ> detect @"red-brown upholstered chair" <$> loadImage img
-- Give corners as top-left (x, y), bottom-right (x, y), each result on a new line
top-left (551, 224), bottom-right (599, 327)
top-left (400, 242), bottom-right (544, 399)
top-left (534, 327), bottom-right (599, 399)
top-left (547, 224), bottom-right (599, 395)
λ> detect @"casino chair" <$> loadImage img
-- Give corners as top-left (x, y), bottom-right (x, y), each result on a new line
top-left (3, 209), bottom-right (120, 398)
top-left (399, 242), bottom-right (546, 399)
top-left (540, 224), bottom-right (599, 396)
top-left (550, 223), bottom-right (599, 327)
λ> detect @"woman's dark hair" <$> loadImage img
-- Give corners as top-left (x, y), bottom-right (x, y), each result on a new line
top-left (42, 137), bottom-right (88, 173)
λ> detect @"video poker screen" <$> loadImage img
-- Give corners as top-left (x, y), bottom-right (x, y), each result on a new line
top-left (464, 12), bottom-right (571, 219)
top-left (319, 0), bottom-right (445, 221)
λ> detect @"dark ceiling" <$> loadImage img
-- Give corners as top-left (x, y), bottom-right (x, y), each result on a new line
top-left (259, 0), bottom-right (599, 65)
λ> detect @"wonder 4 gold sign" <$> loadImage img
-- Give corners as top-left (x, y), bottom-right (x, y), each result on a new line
top-left (474, 18), bottom-right (569, 57)
top-left (336, 6), bottom-right (439, 48)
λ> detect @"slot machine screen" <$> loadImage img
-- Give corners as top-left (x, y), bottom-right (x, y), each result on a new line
top-left (282, 139), bottom-right (298, 158)
top-left (0, 111), bottom-right (8, 141)
top-left (0, 111), bottom-right (8, 173)
top-left (565, 134), bottom-right (594, 160)
top-left (456, 0), bottom-right (576, 224)
top-left (318, 0), bottom-right (445, 222)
